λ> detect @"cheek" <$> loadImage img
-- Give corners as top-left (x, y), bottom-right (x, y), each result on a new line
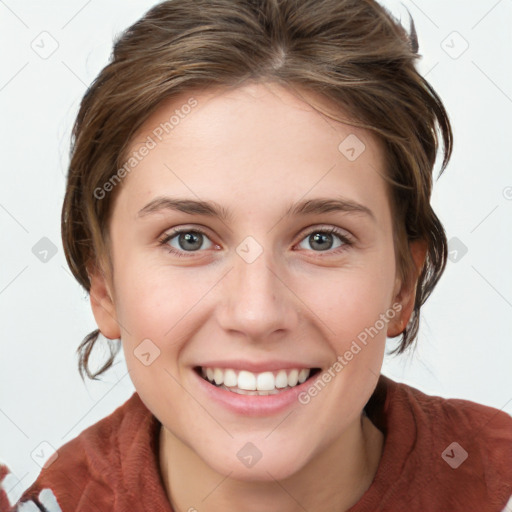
top-left (305, 246), bottom-right (396, 368)
top-left (310, 255), bottom-right (395, 332)
top-left (113, 260), bottom-right (215, 377)
top-left (115, 268), bottom-right (188, 406)
top-left (113, 254), bottom-right (190, 335)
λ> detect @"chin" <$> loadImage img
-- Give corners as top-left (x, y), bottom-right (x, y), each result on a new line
top-left (217, 459), bottom-right (305, 483)
top-left (195, 437), bottom-right (313, 483)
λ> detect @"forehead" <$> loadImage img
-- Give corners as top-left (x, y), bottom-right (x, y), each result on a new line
top-left (116, 81), bottom-right (391, 224)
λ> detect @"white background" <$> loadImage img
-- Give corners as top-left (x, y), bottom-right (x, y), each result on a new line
top-left (0, 0), bottom-right (511, 503)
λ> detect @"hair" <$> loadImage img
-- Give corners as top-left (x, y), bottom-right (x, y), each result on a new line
top-left (61, 0), bottom-right (452, 380)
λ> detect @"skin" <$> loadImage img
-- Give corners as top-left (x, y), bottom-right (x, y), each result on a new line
top-left (89, 81), bottom-right (426, 511)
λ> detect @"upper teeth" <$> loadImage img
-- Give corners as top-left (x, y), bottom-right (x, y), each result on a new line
top-left (201, 367), bottom-right (311, 391)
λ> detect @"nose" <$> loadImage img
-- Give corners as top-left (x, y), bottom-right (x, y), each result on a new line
top-left (216, 245), bottom-right (300, 342)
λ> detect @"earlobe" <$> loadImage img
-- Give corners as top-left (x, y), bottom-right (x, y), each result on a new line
top-left (387, 239), bottom-right (428, 338)
top-left (88, 264), bottom-right (121, 340)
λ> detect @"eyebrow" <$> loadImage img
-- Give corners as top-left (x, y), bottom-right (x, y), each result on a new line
top-left (137, 196), bottom-right (375, 222)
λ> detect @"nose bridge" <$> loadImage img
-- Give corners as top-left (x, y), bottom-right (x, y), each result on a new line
top-left (236, 245), bottom-right (277, 303)
top-left (217, 239), bottom-right (298, 338)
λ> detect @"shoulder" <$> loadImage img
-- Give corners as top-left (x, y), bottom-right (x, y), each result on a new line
top-left (390, 376), bottom-right (512, 450)
top-left (379, 375), bottom-right (512, 511)
top-left (1, 392), bottom-right (153, 512)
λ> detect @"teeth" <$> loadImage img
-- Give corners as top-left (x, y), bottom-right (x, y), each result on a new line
top-left (238, 370), bottom-right (256, 391)
top-left (288, 369), bottom-right (299, 387)
top-left (200, 367), bottom-right (312, 392)
top-left (213, 368), bottom-right (224, 385)
top-left (256, 372), bottom-right (274, 391)
top-left (275, 370), bottom-right (288, 388)
top-left (298, 368), bottom-right (309, 383)
top-left (218, 384), bottom-right (282, 396)
top-left (224, 369), bottom-right (237, 387)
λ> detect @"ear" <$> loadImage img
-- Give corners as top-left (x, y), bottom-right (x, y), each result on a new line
top-left (88, 262), bottom-right (121, 340)
top-left (387, 239), bottom-right (428, 338)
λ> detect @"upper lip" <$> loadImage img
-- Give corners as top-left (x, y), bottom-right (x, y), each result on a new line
top-left (195, 360), bottom-right (320, 373)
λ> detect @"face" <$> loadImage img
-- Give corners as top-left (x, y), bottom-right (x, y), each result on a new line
top-left (90, 81), bottom-right (417, 481)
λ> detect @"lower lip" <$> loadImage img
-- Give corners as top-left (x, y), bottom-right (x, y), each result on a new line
top-left (192, 369), bottom-right (319, 417)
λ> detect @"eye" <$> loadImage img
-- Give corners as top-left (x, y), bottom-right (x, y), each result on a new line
top-left (158, 227), bottom-right (215, 257)
top-left (296, 226), bottom-right (353, 254)
top-left (158, 225), bottom-right (353, 258)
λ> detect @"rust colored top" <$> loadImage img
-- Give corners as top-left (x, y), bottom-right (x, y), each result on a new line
top-left (2, 374), bottom-right (511, 512)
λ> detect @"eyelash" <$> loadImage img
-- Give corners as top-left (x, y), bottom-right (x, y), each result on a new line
top-left (157, 226), bottom-right (354, 258)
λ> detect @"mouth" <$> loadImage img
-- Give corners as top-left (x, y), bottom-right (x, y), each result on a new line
top-left (194, 366), bottom-right (322, 396)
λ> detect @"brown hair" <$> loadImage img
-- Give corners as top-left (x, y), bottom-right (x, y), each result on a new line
top-left (61, 0), bottom-right (452, 379)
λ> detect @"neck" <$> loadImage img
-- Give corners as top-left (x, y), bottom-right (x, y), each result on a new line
top-left (159, 412), bottom-right (384, 512)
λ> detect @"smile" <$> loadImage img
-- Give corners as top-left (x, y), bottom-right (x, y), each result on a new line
top-left (196, 366), bottom-right (321, 396)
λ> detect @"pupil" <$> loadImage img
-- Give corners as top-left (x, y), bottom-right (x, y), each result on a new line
top-left (180, 232), bottom-right (202, 250)
top-left (311, 233), bottom-right (332, 251)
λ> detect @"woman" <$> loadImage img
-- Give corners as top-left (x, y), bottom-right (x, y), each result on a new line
top-left (2, 0), bottom-right (511, 510)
